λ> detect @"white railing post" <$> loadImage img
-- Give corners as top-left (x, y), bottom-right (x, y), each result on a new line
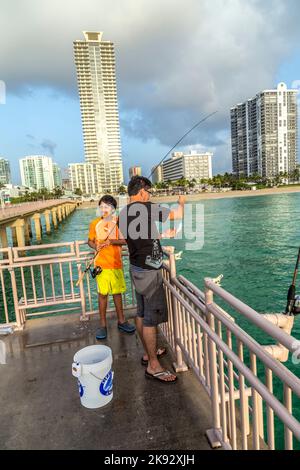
top-left (205, 283), bottom-right (223, 448)
top-left (8, 245), bottom-right (24, 329)
top-left (169, 248), bottom-right (188, 373)
top-left (77, 262), bottom-right (87, 321)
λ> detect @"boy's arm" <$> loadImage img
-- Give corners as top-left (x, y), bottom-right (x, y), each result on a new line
top-left (88, 238), bottom-right (97, 250)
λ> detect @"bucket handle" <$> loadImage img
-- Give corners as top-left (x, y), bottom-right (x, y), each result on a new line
top-left (89, 371), bottom-right (114, 381)
top-left (72, 362), bottom-right (82, 378)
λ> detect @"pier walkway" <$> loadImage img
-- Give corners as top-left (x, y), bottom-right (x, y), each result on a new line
top-left (0, 242), bottom-right (300, 450)
top-left (0, 313), bottom-right (213, 450)
top-left (0, 199), bottom-right (79, 248)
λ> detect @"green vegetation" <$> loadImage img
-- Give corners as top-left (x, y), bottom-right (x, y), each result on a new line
top-left (151, 170), bottom-right (300, 193)
top-left (9, 186), bottom-right (65, 204)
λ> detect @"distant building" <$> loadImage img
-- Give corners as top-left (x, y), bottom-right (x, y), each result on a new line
top-left (69, 163), bottom-right (102, 195)
top-left (0, 158), bottom-right (11, 185)
top-left (53, 163), bottom-right (62, 188)
top-left (231, 82), bottom-right (298, 179)
top-left (0, 184), bottom-right (34, 199)
top-left (19, 155), bottom-right (56, 191)
top-left (61, 167), bottom-right (72, 190)
top-left (73, 31), bottom-right (123, 193)
top-left (151, 165), bottom-right (163, 184)
top-left (129, 166), bottom-right (142, 179)
top-left (159, 151), bottom-right (213, 182)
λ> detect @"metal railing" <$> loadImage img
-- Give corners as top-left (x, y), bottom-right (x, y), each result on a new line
top-left (0, 241), bottom-right (136, 328)
top-left (1, 241), bottom-right (300, 450)
top-left (161, 249), bottom-right (300, 450)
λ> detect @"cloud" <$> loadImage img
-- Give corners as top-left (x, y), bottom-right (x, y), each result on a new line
top-left (0, 0), bottom-right (300, 173)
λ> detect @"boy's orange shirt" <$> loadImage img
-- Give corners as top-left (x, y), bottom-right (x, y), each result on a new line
top-left (88, 217), bottom-right (122, 269)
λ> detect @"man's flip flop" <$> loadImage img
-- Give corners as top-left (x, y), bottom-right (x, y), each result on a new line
top-left (145, 369), bottom-right (177, 384)
top-left (141, 348), bottom-right (167, 366)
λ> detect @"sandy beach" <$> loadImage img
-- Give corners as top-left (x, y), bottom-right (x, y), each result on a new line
top-left (79, 185), bottom-right (300, 208)
top-left (151, 185), bottom-right (300, 203)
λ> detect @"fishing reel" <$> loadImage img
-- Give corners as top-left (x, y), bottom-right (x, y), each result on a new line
top-left (89, 266), bottom-right (103, 279)
top-left (293, 295), bottom-right (300, 315)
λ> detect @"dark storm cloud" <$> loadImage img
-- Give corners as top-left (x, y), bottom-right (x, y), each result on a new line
top-left (0, 0), bottom-right (299, 172)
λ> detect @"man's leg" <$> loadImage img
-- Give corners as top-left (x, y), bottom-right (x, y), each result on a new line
top-left (136, 317), bottom-right (165, 361)
top-left (143, 325), bottom-right (176, 382)
top-left (136, 316), bottom-right (148, 354)
top-left (98, 294), bottom-right (108, 327)
top-left (113, 294), bottom-right (125, 324)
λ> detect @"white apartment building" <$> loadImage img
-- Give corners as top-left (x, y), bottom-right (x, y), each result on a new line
top-left (151, 164), bottom-right (163, 184)
top-left (19, 156), bottom-right (56, 191)
top-left (231, 82), bottom-right (298, 179)
top-left (53, 163), bottom-right (62, 188)
top-left (69, 163), bottom-right (102, 195)
top-left (0, 158), bottom-right (11, 185)
top-left (73, 31), bottom-right (124, 193)
top-left (159, 151), bottom-right (213, 182)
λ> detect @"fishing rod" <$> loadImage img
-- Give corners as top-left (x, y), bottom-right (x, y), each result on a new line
top-left (285, 246), bottom-right (300, 316)
top-left (148, 110), bottom-right (218, 179)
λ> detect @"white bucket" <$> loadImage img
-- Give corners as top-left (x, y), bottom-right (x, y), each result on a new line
top-left (72, 345), bottom-right (113, 409)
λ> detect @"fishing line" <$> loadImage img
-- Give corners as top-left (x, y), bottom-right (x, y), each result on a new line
top-left (148, 110), bottom-right (218, 179)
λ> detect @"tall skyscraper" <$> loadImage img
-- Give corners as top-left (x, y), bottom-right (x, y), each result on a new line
top-left (19, 155), bottom-right (60, 191)
top-left (0, 158), bottom-right (11, 185)
top-left (129, 166), bottom-right (142, 179)
top-left (231, 82), bottom-right (298, 179)
top-left (73, 31), bottom-right (124, 193)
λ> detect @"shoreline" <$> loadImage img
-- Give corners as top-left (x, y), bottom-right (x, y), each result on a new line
top-left (79, 186), bottom-right (300, 208)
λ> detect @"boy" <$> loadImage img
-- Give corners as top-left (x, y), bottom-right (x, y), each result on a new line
top-left (88, 195), bottom-right (136, 340)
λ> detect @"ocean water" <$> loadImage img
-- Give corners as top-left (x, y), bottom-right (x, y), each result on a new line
top-left (1, 192), bottom-right (300, 448)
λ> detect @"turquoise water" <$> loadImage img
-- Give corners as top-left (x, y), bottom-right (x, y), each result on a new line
top-left (1, 192), bottom-right (300, 447)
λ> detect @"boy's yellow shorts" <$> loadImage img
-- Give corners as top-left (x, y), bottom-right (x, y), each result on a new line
top-left (96, 268), bottom-right (126, 295)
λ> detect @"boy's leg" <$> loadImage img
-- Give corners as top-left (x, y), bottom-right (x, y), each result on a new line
top-left (98, 293), bottom-right (108, 327)
top-left (113, 294), bottom-right (125, 324)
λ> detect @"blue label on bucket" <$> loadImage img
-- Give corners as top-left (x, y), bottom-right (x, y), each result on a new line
top-left (78, 380), bottom-right (84, 397)
top-left (100, 369), bottom-right (113, 396)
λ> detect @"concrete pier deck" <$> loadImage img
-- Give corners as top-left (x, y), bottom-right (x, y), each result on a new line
top-left (0, 313), bottom-right (213, 450)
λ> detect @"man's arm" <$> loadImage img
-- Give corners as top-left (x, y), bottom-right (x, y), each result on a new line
top-left (168, 196), bottom-right (185, 221)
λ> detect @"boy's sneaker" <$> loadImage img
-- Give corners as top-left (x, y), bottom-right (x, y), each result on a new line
top-left (118, 321), bottom-right (136, 334)
top-left (96, 326), bottom-right (107, 340)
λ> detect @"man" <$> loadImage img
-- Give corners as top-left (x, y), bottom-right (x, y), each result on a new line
top-left (119, 176), bottom-right (185, 384)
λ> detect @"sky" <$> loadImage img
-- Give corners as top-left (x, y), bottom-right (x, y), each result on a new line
top-left (0, 0), bottom-right (300, 184)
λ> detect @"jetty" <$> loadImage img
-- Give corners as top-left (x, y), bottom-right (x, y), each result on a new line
top-left (0, 199), bottom-right (80, 248)
top-left (0, 242), bottom-right (300, 450)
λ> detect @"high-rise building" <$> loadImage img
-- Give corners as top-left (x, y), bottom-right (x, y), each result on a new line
top-left (53, 163), bottom-right (62, 188)
top-left (0, 158), bottom-right (11, 185)
top-left (19, 156), bottom-right (55, 191)
top-left (151, 165), bottom-right (163, 184)
top-left (73, 31), bottom-right (124, 193)
top-left (158, 151), bottom-right (213, 182)
top-left (129, 166), bottom-right (142, 179)
top-left (231, 82), bottom-right (298, 179)
top-left (69, 163), bottom-right (102, 195)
